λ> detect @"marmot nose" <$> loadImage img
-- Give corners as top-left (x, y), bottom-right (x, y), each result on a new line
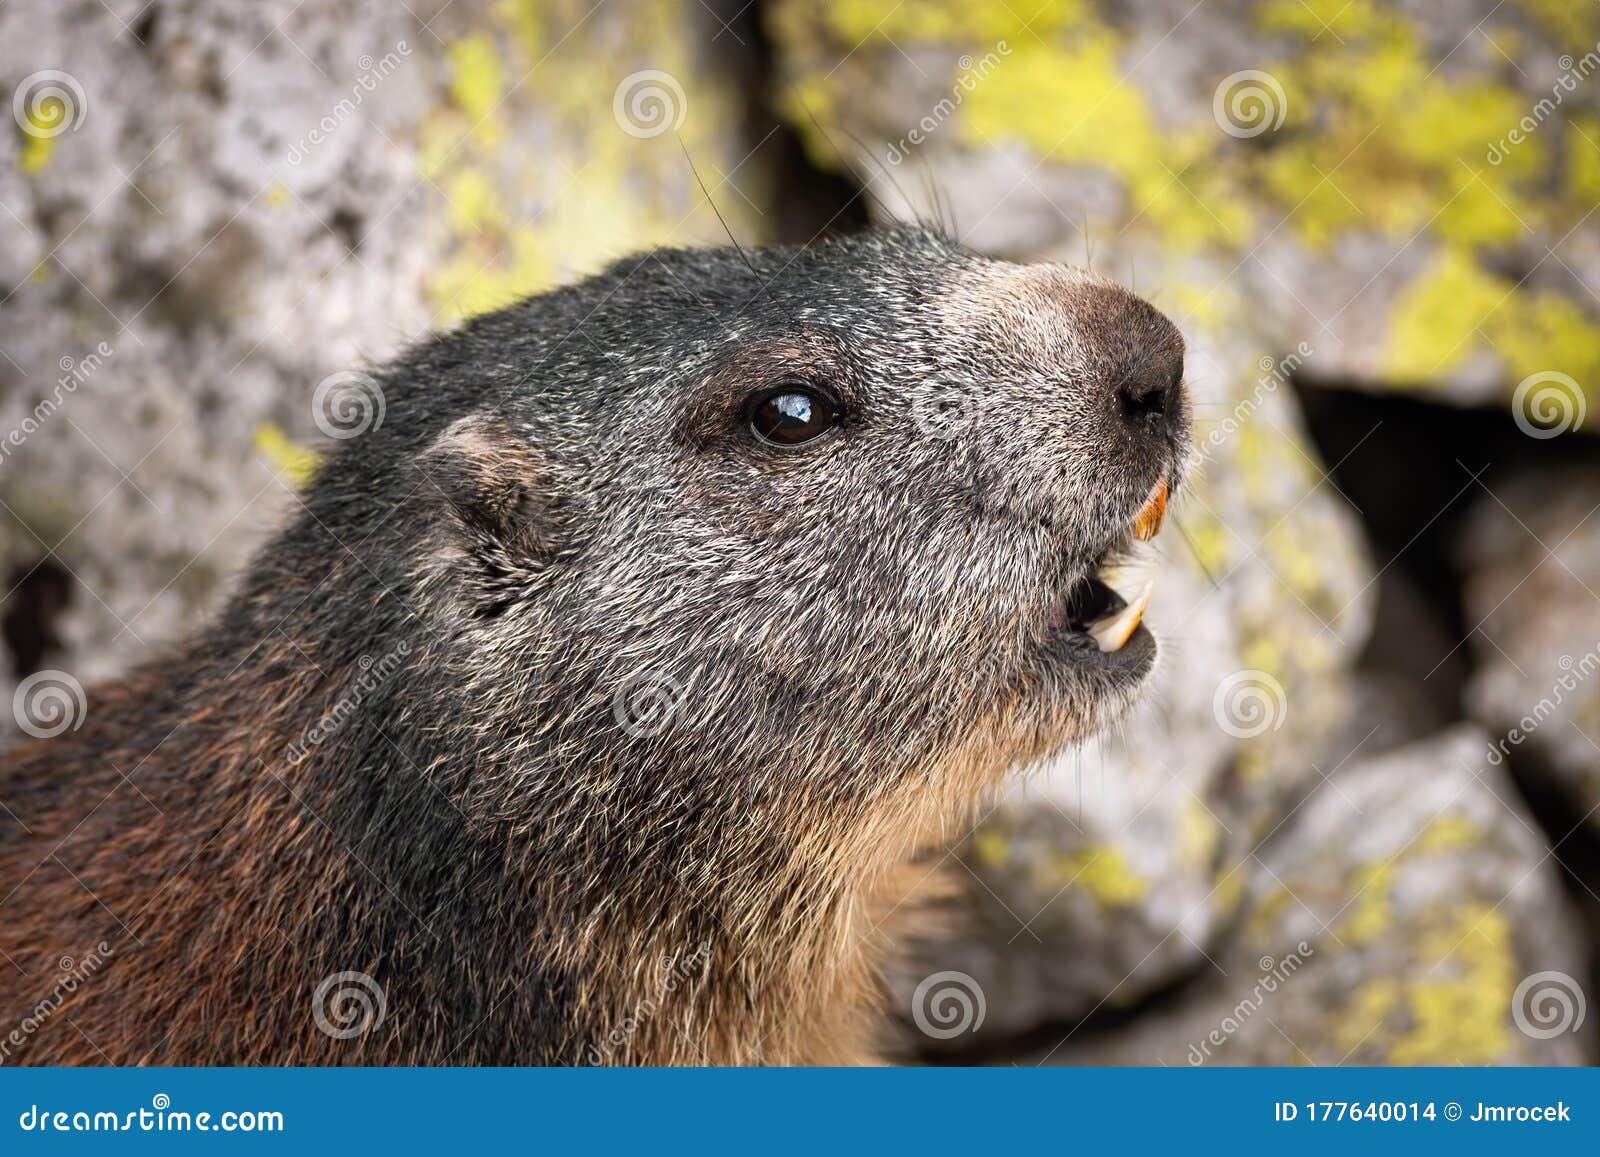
top-left (1115, 355), bottom-right (1185, 439)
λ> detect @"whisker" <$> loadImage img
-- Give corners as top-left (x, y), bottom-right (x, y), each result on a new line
top-left (678, 136), bottom-right (799, 326)
top-left (1171, 512), bottom-right (1220, 588)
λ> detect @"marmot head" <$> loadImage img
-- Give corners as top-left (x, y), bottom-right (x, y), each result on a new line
top-left (273, 226), bottom-right (1189, 879)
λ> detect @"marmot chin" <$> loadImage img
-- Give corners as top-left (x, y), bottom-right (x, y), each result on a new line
top-left (0, 226), bottom-right (1190, 1065)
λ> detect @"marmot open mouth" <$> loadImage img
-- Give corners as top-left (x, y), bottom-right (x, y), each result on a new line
top-left (1047, 567), bottom-right (1155, 667)
top-left (1047, 476), bottom-right (1168, 662)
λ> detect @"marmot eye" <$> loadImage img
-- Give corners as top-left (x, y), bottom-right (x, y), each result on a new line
top-left (749, 386), bottom-right (840, 447)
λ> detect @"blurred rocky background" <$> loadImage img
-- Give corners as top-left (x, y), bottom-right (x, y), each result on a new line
top-left (1, 0), bottom-right (1596, 1065)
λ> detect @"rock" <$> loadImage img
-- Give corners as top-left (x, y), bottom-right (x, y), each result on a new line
top-left (1462, 465), bottom-right (1600, 829)
top-left (776, 0), bottom-right (1600, 1044)
top-left (1026, 727), bottom-right (1594, 1066)
top-left (0, 0), bottom-right (766, 733)
top-left (769, 0), bottom-right (1600, 427)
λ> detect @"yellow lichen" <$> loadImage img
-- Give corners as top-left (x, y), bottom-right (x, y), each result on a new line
top-left (19, 131), bottom-right (55, 174)
top-left (421, 0), bottom-right (763, 324)
top-left (1212, 864), bottom-right (1247, 918)
top-left (443, 169), bottom-right (503, 236)
top-left (777, 0), bottom-right (1593, 279)
top-left (1239, 635), bottom-right (1281, 679)
top-left (1415, 815), bottom-right (1480, 855)
top-left (1570, 117), bottom-right (1600, 207)
top-left (1180, 799), bottom-right (1221, 871)
top-left (1384, 247), bottom-right (1509, 380)
top-left (1341, 859), bottom-right (1395, 945)
top-left (252, 423), bottom-right (320, 487)
top-left (1252, 10), bottom-right (1541, 250)
top-left (445, 35), bottom-right (507, 148)
top-left (961, 36), bottom-right (1250, 251)
top-left (1243, 882), bottom-right (1294, 943)
top-left (1175, 505), bottom-right (1230, 575)
top-left (972, 829), bottom-right (1010, 869)
top-left (1388, 905), bottom-right (1514, 1064)
top-left (1336, 977), bottom-right (1402, 1055)
top-left (1051, 845), bottom-right (1148, 909)
top-left (1257, 0), bottom-right (1392, 41)
top-left (1386, 246), bottom-right (1600, 404)
top-left (816, 0), bottom-right (1086, 46)
top-left (1512, 0), bottom-right (1600, 48)
top-left (1166, 283), bottom-right (1233, 335)
top-left (494, 0), bottom-right (546, 63)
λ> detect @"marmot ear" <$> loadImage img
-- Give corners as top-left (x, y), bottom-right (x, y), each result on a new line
top-left (416, 413), bottom-right (567, 568)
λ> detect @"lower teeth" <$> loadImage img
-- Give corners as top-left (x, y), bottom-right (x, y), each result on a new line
top-left (1087, 580), bottom-right (1152, 653)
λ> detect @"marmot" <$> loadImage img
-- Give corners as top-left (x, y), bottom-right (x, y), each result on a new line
top-left (0, 227), bottom-right (1189, 1065)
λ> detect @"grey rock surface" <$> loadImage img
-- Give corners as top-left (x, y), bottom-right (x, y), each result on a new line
top-left (1027, 727), bottom-right (1595, 1066)
top-left (1463, 466), bottom-right (1600, 830)
top-left (794, 0), bottom-right (1600, 1040)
